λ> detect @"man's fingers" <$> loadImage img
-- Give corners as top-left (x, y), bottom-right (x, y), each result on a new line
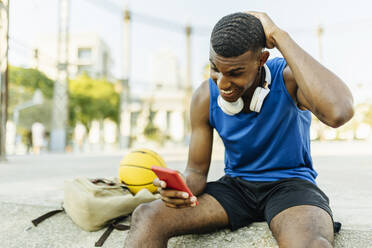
top-left (164, 202), bottom-right (194, 209)
top-left (162, 196), bottom-right (187, 205)
top-left (161, 195), bottom-right (198, 209)
top-left (165, 202), bottom-right (178, 208)
top-left (158, 189), bottom-right (189, 199)
top-left (161, 196), bottom-right (193, 205)
top-left (245, 11), bottom-right (261, 19)
top-left (153, 178), bottom-right (166, 188)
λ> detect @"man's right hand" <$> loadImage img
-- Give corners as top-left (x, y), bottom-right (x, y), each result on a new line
top-left (153, 173), bottom-right (198, 209)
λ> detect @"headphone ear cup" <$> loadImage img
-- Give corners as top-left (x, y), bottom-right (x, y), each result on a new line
top-left (249, 64), bottom-right (272, 113)
top-left (250, 87), bottom-right (262, 112)
top-left (217, 95), bottom-right (243, 115)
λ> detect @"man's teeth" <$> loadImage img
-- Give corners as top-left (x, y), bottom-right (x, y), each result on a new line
top-left (221, 89), bottom-right (233, 94)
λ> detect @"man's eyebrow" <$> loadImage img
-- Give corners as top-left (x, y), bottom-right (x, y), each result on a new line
top-left (209, 59), bottom-right (245, 72)
top-left (227, 67), bottom-right (245, 73)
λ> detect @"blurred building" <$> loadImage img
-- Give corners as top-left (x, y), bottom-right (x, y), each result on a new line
top-left (122, 51), bottom-right (189, 145)
top-left (150, 51), bottom-right (182, 90)
top-left (32, 33), bottom-right (113, 80)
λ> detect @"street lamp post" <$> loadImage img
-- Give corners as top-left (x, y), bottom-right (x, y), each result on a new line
top-left (119, 6), bottom-right (132, 149)
top-left (51, 0), bottom-right (70, 152)
top-left (184, 25), bottom-right (192, 141)
top-left (0, 0), bottom-right (9, 161)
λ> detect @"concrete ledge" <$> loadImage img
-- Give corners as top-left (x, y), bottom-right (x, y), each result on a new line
top-left (170, 224), bottom-right (372, 248)
top-left (2, 202), bottom-right (372, 248)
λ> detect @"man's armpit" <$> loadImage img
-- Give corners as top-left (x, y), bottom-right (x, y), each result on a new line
top-left (283, 65), bottom-right (309, 111)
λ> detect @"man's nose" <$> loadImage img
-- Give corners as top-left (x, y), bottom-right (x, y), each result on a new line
top-left (217, 73), bottom-right (231, 90)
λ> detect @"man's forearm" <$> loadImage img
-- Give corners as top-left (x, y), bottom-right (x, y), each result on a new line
top-left (273, 29), bottom-right (354, 127)
top-left (184, 167), bottom-right (207, 196)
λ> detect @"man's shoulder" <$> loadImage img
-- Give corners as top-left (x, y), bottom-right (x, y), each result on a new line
top-left (190, 79), bottom-right (211, 125)
top-left (191, 79), bottom-right (210, 110)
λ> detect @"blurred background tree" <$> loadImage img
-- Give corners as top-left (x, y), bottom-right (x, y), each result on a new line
top-left (143, 106), bottom-right (164, 144)
top-left (68, 72), bottom-right (120, 132)
top-left (8, 67), bottom-right (120, 149)
top-left (8, 66), bottom-right (54, 131)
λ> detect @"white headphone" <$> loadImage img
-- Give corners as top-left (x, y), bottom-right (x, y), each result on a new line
top-left (217, 63), bottom-right (271, 115)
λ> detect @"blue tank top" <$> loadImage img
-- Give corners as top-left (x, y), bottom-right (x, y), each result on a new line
top-left (209, 57), bottom-right (317, 184)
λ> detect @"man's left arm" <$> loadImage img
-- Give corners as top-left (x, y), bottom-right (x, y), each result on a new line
top-left (248, 11), bottom-right (354, 128)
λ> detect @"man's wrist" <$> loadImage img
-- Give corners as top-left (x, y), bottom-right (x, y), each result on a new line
top-left (271, 28), bottom-right (289, 49)
top-left (185, 167), bottom-right (206, 177)
top-left (185, 170), bottom-right (207, 195)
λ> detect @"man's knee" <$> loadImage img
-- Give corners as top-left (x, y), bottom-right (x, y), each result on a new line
top-left (131, 202), bottom-right (156, 227)
top-left (130, 200), bottom-right (170, 235)
top-left (125, 201), bottom-right (170, 247)
top-left (306, 236), bottom-right (333, 248)
top-left (277, 234), bottom-right (333, 248)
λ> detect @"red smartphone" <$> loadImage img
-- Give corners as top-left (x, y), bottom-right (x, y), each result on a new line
top-left (151, 166), bottom-right (198, 206)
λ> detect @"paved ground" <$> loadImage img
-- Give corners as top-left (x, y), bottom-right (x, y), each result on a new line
top-left (3, 202), bottom-right (372, 248)
top-left (1, 141), bottom-right (372, 247)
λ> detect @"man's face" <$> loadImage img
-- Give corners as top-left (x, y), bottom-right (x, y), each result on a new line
top-left (209, 47), bottom-right (265, 102)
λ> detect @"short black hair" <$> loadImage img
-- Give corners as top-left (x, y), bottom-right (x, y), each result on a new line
top-left (210, 12), bottom-right (266, 57)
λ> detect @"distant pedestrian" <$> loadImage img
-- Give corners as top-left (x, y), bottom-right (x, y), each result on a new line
top-left (24, 130), bottom-right (32, 154)
top-left (32, 122), bottom-right (45, 155)
top-left (73, 123), bottom-right (86, 152)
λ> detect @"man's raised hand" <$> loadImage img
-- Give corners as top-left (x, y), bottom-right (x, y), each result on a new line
top-left (245, 11), bottom-right (281, 49)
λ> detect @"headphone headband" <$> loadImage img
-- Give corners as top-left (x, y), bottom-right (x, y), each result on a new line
top-left (263, 64), bottom-right (271, 87)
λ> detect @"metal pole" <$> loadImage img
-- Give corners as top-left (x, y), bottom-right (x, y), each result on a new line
top-left (51, 0), bottom-right (69, 152)
top-left (316, 23), bottom-right (325, 140)
top-left (0, 0), bottom-right (9, 161)
top-left (184, 25), bottom-right (192, 139)
top-left (119, 6), bottom-right (131, 149)
top-left (317, 24), bottom-right (324, 63)
top-left (33, 48), bottom-right (39, 70)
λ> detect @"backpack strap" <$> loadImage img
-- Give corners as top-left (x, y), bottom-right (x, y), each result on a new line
top-left (95, 225), bottom-right (115, 247)
top-left (112, 222), bottom-right (130, 231)
top-left (31, 209), bottom-right (64, 226)
top-left (94, 217), bottom-right (130, 247)
top-left (334, 221), bottom-right (342, 233)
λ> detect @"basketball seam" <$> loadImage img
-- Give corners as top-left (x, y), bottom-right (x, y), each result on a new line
top-left (120, 164), bottom-right (154, 171)
top-left (121, 181), bottom-right (154, 187)
top-left (120, 150), bottom-right (164, 188)
top-left (132, 150), bottom-right (164, 167)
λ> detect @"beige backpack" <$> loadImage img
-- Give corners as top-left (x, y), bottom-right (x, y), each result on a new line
top-left (31, 177), bottom-right (159, 246)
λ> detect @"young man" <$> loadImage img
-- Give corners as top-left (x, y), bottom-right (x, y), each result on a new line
top-left (125, 12), bottom-right (354, 248)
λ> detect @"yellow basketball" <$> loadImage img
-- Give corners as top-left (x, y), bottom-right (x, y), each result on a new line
top-left (119, 148), bottom-right (166, 194)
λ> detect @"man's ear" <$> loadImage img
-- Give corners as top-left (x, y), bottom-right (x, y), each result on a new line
top-left (259, 51), bottom-right (270, 66)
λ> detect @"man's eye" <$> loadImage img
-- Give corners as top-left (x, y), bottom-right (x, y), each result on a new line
top-left (230, 72), bottom-right (242, 77)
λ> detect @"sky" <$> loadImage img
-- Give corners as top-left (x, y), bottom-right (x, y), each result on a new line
top-left (8, 0), bottom-right (372, 102)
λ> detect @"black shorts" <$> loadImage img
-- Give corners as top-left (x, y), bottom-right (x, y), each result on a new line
top-left (204, 175), bottom-right (333, 231)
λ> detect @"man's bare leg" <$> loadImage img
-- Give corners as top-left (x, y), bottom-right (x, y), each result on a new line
top-left (124, 193), bottom-right (229, 248)
top-left (269, 205), bottom-right (334, 248)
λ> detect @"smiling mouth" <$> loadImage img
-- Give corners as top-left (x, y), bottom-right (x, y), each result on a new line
top-left (220, 89), bottom-right (233, 95)
top-left (220, 88), bottom-right (239, 101)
